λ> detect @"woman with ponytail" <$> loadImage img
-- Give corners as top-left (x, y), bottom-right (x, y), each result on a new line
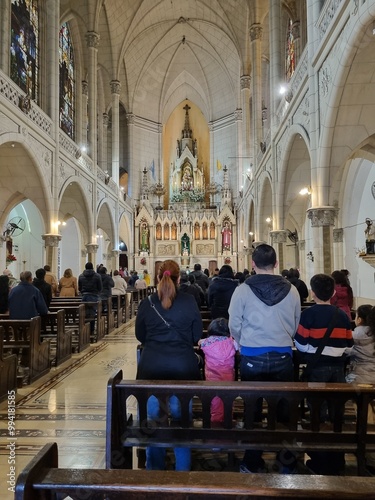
top-left (135, 259), bottom-right (203, 471)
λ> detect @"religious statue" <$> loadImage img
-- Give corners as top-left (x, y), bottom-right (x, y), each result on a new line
top-left (140, 222), bottom-right (149, 251)
top-left (222, 221), bottom-right (232, 251)
top-left (365, 218), bottom-right (375, 254)
top-left (181, 163), bottom-right (193, 191)
top-left (181, 233), bottom-right (190, 255)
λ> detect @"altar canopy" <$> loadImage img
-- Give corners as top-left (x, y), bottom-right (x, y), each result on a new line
top-left (170, 104), bottom-right (205, 203)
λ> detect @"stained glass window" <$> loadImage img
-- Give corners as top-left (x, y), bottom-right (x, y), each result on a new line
top-left (59, 23), bottom-right (75, 138)
top-left (10, 0), bottom-right (39, 101)
top-left (286, 18), bottom-right (296, 82)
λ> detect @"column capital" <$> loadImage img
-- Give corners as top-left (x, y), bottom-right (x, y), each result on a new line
top-left (126, 112), bottom-right (135, 125)
top-left (240, 75), bottom-right (251, 90)
top-left (270, 230), bottom-right (287, 244)
top-left (307, 206), bottom-right (338, 227)
top-left (298, 239), bottom-right (305, 251)
top-left (333, 228), bottom-right (344, 243)
top-left (249, 23), bottom-right (263, 41)
top-left (110, 80), bottom-right (121, 94)
top-left (86, 243), bottom-right (99, 254)
top-left (42, 234), bottom-right (62, 247)
top-left (103, 112), bottom-right (109, 126)
top-left (85, 31), bottom-right (100, 49)
top-left (234, 108), bottom-right (242, 121)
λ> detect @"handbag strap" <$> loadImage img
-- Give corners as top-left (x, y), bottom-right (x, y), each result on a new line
top-left (303, 307), bottom-right (340, 378)
top-left (148, 295), bottom-right (171, 327)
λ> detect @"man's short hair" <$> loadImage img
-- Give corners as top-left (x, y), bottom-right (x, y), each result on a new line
top-left (194, 263), bottom-right (201, 271)
top-left (180, 270), bottom-right (189, 283)
top-left (35, 268), bottom-right (46, 280)
top-left (252, 244), bottom-right (277, 270)
top-left (44, 265), bottom-right (51, 272)
top-left (310, 273), bottom-right (335, 301)
top-left (85, 262), bottom-right (94, 270)
top-left (20, 271), bottom-right (32, 282)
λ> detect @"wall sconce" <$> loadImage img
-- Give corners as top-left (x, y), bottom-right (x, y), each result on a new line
top-left (299, 186), bottom-right (311, 195)
top-left (307, 251), bottom-right (314, 262)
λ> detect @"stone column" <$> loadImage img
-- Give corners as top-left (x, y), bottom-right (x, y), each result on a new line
top-left (85, 31), bottom-right (99, 166)
top-left (234, 108), bottom-right (243, 190)
top-left (333, 228), bottom-right (344, 271)
top-left (0, 0), bottom-right (10, 73)
top-left (270, 230), bottom-right (287, 271)
top-left (209, 122), bottom-right (214, 180)
top-left (81, 80), bottom-right (88, 148)
top-left (126, 113), bottom-right (135, 198)
top-left (298, 239), bottom-right (306, 279)
top-left (240, 75), bottom-right (251, 176)
top-left (307, 206), bottom-right (337, 274)
top-left (110, 80), bottom-right (121, 185)
top-left (102, 113), bottom-right (109, 173)
top-left (249, 23), bottom-right (263, 162)
top-left (269, 0), bottom-right (282, 129)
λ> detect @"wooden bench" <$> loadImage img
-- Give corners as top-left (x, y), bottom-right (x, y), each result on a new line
top-left (0, 325), bottom-right (17, 401)
top-left (15, 442), bottom-right (375, 499)
top-left (48, 303), bottom-right (90, 353)
top-left (106, 370), bottom-right (375, 475)
top-left (0, 317), bottom-right (50, 385)
top-left (111, 293), bottom-right (127, 327)
top-left (40, 310), bottom-right (72, 366)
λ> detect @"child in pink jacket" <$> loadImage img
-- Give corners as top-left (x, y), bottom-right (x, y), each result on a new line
top-left (198, 318), bottom-right (238, 422)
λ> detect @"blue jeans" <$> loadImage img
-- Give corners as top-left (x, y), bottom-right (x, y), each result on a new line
top-left (240, 352), bottom-right (295, 471)
top-left (146, 395), bottom-right (192, 471)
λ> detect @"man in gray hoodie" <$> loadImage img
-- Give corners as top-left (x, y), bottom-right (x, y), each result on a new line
top-left (228, 244), bottom-right (300, 474)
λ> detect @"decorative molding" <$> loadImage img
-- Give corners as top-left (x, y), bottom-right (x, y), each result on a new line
top-left (319, 65), bottom-right (331, 97)
top-left (85, 31), bottom-right (100, 48)
top-left (307, 206), bottom-right (337, 227)
top-left (103, 113), bottom-right (109, 127)
top-left (240, 75), bottom-right (251, 90)
top-left (298, 239), bottom-right (306, 251)
top-left (359, 254), bottom-right (375, 269)
top-left (333, 228), bottom-right (344, 243)
top-left (19, 94), bottom-right (31, 113)
top-left (270, 230), bottom-right (287, 244)
top-left (249, 24), bottom-right (262, 41)
top-left (42, 234), bottom-right (61, 247)
top-left (82, 80), bottom-right (88, 96)
top-left (126, 113), bottom-right (135, 125)
top-left (81, 249), bottom-right (88, 258)
top-left (110, 80), bottom-right (121, 94)
top-left (234, 108), bottom-right (242, 121)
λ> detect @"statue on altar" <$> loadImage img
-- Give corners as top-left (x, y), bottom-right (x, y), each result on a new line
top-left (222, 221), bottom-right (232, 251)
top-left (140, 222), bottom-right (149, 251)
top-left (181, 233), bottom-right (190, 255)
top-left (181, 163), bottom-right (193, 191)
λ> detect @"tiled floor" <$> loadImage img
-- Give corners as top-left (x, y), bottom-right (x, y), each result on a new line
top-left (0, 320), bottom-right (138, 500)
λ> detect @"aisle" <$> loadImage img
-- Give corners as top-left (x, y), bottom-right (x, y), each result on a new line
top-left (0, 321), bottom-right (138, 500)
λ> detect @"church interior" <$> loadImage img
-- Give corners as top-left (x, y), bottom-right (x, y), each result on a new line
top-left (2, 0), bottom-right (375, 496)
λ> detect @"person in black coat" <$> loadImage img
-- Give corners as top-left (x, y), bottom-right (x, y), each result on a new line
top-left (287, 268), bottom-right (309, 304)
top-left (179, 270), bottom-right (202, 308)
top-left (32, 268), bottom-right (52, 308)
top-left (207, 264), bottom-right (238, 319)
top-left (135, 259), bottom-right (202, 471)
top-left (98, 266), bottom-right (114, 311)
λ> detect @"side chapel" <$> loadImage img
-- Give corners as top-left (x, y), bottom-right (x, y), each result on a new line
top-left (135, 105), bottom-right (236, 278)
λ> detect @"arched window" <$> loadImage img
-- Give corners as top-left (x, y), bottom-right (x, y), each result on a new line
top-left (10, 0), bottom-right (39, 101)
top-left (59, 22), bottom-right (75, 138)
top-left (164, 223), bottom-right (170, 240)
top-left (286, 18), bottom-right (296, 82)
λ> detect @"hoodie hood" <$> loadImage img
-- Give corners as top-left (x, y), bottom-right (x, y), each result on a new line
top-left (245, 274), bottom-right (291, 306)
top-left (83, 269), bottom-right (96, 278)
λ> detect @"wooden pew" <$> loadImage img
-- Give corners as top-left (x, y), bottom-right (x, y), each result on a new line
top-left (106, 370), bottom-right (375, 475)
top-left (0, 325), bottom-right (17, 401)
top-left (40, 310), bottom-right (72, 366)
top-left (15, 442), bottom-right (375, 499)
top-left (48, 304), bottom-right (90, 353)
top-left (111, 293), bottom-right (127, 327)
top-left (0, 317), bottom-right (50, 384)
